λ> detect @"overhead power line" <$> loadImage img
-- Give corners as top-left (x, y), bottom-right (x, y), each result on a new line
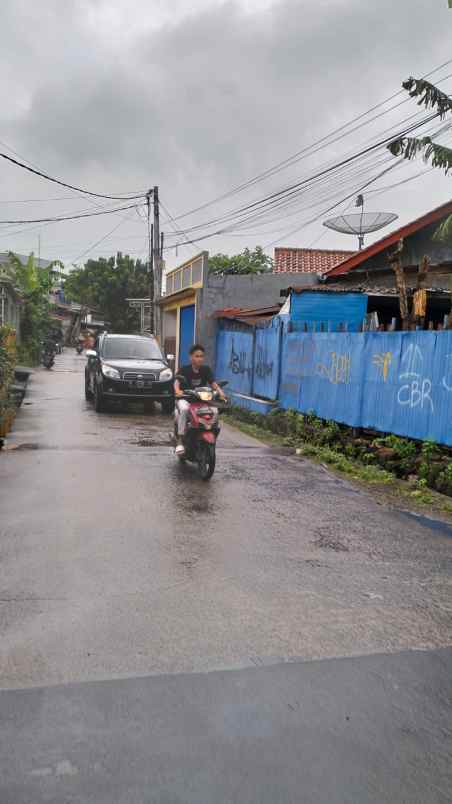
top-left (165, 58), bottom-right (452, 225)
top-left (0, 151), bottom-right (147, 201)
top-left (162, 112), bottom-right (439, 241)
top-left (160, 198), bottom-right (199, 256)
top-left (0, 201), bottom-right (145, 225)
top-left (71, 209), bottom-right (139, 264)
top-left (169, 94), bottom-right (410, 224)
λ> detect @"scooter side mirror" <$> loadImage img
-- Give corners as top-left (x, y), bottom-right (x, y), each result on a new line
top-left (217, 380), bottom-right (229, 388)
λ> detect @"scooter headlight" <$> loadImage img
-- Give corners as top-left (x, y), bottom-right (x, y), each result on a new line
top-left (198, 390), bottom-right (213, 401)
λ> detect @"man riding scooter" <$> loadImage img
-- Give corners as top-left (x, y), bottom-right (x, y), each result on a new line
top-left (174, 344), bottom-right (227, 456)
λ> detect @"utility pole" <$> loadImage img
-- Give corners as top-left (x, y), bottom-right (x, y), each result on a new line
top-left (152, 186), bottom-right (163, 343)
top-left (146, 189), bottom-right (154, 334)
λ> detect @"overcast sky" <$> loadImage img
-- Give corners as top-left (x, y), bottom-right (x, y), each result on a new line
top-left (0, 0), bottom-right (451, 270)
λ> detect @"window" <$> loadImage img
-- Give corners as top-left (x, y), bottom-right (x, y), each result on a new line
top-left (192, 258), bottom-right (202, 284)
top-left (103, 337), bottom-right (163, 360)
top-left (183, 266), bottom-right (191, 287)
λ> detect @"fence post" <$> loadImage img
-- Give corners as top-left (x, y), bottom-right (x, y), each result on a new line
top-left (276, 316), bottom-right (284, 403)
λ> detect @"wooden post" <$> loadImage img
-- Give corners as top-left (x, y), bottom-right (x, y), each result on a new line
top-left (387, 239), bottom-right (409, 330)
top-left (413, 255), bottom-right (430, 329)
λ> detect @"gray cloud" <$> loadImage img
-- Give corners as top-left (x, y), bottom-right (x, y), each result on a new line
top-left (0, 0), bottom-right (451, 264)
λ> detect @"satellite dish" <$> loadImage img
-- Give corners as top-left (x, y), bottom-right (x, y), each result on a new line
top-left (323, 196), bottom-right (398, 250)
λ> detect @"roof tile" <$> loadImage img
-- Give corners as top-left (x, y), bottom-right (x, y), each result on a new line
top-left (274, 247), bottom-right (355, 275)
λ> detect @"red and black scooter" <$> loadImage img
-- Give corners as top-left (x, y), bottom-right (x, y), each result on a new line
top-left (173, 381), bottom-right (228, 480)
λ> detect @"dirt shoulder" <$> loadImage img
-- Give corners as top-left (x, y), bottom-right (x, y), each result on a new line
top-left (224, 413), bottom-right (452, 525)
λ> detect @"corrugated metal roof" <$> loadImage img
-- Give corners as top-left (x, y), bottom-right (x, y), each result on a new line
top-left (285, 286), bottom-right (362, 295)
top-left (214, 305), bottom-right (281, 319)
top-left (0, 252), bottom-right (52, 269)
top-left (234, 316), bottom-right (273, 326)
top-left (282, 285), bottom-right (452, 298)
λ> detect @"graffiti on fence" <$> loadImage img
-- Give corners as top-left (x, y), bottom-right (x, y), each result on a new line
top-left (255, 346), bottom-right (273, 379)
top-left (442, 354), bottom-right (452, 392)
top-left (217, 328), bottom-right (452, 445)
top-left (372, 352), bottom-right (392, 382)
top-left (397, 343), bottom-right (433, 412)
top-left (397, 378), bottom-right (434, 411)
top-left (229, 339), bottom-right (251, 376)
top-left (316, 351), bottom-right (351, 384)
top-left (399, 343), bottom-right (423, 379)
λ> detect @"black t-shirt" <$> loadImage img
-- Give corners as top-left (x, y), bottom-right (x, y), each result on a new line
top-left (178, 364), bottom-right (214, 390)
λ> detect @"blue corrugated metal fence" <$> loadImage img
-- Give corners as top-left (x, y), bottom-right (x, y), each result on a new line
top-left (215, 329), bottom-right (254, 396)
top-left (290, 291), bottom-right (368, 332)
top-left (252, 324), bottom-right (281, 400)
top-left (216, 325), bottom-right (452, 445)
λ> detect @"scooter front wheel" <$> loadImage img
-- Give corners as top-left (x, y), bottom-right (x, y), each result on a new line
top-left (198, 442), bottom-right (216, 481)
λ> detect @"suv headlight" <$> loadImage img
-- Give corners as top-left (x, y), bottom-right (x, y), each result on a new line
top-left (159, 367), bottom-right (173, 381)
top-left (102, 364), bottom-right (120, 379)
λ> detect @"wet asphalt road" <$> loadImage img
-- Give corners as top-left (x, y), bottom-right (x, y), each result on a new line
top-left (0, 349), bottom-right (451, 802)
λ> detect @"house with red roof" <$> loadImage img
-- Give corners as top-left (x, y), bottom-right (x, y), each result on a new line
top-left (274, 247), bottom-right (354, 275)
top-left (318, 200), bottom-right (452, 328)
top-left (325, 200), bottom-right (452, 286)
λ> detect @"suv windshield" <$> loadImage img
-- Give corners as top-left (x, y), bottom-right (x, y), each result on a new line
top-left (103, 338), bottom-right (163, 361)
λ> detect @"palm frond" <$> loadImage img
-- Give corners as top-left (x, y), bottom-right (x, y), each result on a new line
top-left (388, 137), bottom-right (452, 174)
top-left (402, 77), bottom-right (452, 119)
top-left (433, 214), bottom-right (452, 243)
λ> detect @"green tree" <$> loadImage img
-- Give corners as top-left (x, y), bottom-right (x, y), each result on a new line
top-left (208, 246), bottom-right (273, 275)
top-left (64, 252), bottom-right (149, 332)
top-left (5, 252), bottom-right (59, 362)
top-left (388, 77), bottom-right (452, 241)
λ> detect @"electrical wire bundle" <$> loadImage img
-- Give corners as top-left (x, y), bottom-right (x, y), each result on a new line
top-left (0, 57), bottom-right (451, 262)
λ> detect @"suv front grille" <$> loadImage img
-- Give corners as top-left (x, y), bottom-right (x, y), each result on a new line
top-left (123, 372), bottom-right (157, 382)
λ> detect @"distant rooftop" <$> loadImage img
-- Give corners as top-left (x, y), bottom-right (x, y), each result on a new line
top-left (274, 247), bottom-right (355, 275)
top-left (0, 252), bottom-right (53, 270)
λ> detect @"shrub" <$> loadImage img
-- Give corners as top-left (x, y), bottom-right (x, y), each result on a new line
top-left (0, 325), bottom-right (16, 435)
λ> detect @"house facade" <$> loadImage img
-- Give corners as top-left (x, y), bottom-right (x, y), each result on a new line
top-left (159, 251), bottom-right (318, 368)
top-left (0, 278), bottom-right (22, 339)
top-left (323, 199), bottom-right (452, 328)
top-left (159, 251), bottom-right (209, 369)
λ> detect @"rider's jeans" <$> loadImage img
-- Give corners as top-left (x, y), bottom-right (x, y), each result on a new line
top-left (176, 399), bottom-right (190, 436)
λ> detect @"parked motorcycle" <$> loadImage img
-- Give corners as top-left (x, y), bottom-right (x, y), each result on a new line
top-left (76, 343), bottom-right (84, 354)
top-left (41, 341), bottom-right (56, 370)
top-left (173, 381), bottom-right (228, 480)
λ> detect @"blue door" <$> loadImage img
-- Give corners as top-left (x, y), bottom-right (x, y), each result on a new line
top-left (179, 305), bottom-right (195, 367)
